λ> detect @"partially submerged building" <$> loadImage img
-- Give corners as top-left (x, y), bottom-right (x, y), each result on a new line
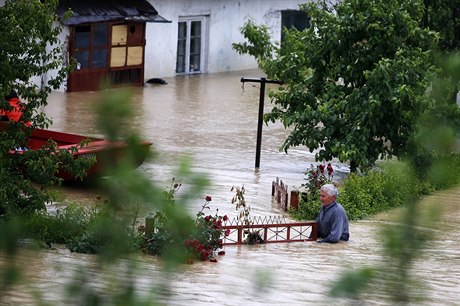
top-left (60, 0), bottom-right (310, 92)
top-left (56, 0), bottom-right (171, 92)
top-left (2, 0), bottom-right (310, 92)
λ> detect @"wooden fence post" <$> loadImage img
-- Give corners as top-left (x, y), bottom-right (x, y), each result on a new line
top-left (290, 190), bottom-right (299, 210)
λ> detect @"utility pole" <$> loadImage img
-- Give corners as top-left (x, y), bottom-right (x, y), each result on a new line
top-left (240, 77), bottom-right (282, 169)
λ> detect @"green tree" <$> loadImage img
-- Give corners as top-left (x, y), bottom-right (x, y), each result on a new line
top-left (233, 0), bottom-right (441, 172)
top-left (421, 0), bottom-right (460, 51)
top-left (0, 0), bottom-right (83, 216)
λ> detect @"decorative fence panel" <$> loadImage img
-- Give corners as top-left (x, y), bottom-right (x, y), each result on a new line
top-left (222, 216), bottom-right (317, 245)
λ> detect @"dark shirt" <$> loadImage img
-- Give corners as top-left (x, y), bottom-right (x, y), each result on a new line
top-left (316, 202), bottom-right (350, 243)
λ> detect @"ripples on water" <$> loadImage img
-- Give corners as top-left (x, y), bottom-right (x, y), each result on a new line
top-left (2, 71), bottom-right (459, 305)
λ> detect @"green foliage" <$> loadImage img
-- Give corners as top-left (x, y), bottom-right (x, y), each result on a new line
top-left (426, 153), bottom-right (460, 189)
top-left (140, 182), bottom-right (228, 262)
top-left (328, 52), bottom-right (459, 302)
top-left (0, 0), bottom-right (91, 217)
top-left (66, 211), bottom-right (136, 261)
top-left (290, 163), bottom-right (332, 221)
top-left (420, 0), bottom-right (460, 51)
top-left (232, 0), bottom-right (459, 173)
top-left (22, 203), bottom-right (95, 244)
top-left (290, 198), bottom-right (321, 221)
top-left (302, 164), bottom-right (333, 201)
top-left (232, 19), bottom-right (274, 62)
top-left (339, 163), bottom-right (421, 220)
top-left (329, 267), bottom-right (376, 299)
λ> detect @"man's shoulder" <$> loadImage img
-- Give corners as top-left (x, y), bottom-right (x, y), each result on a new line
top-left (334, 202), bottom-right (347, 212)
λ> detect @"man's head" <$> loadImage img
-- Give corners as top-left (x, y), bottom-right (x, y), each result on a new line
top-left (320, 184), bottom-right (338, 207)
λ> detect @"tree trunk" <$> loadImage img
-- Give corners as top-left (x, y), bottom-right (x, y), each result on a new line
top-left (350, 160), bottom-right (358, 173)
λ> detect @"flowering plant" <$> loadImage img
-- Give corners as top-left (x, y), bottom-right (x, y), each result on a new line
top-left (300, 163), bottom-right (334, 202)
top-left (184, 196), bottom-right (229, 262)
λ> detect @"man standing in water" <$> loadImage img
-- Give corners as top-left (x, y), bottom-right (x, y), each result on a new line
top-left (316, 184), bottom-right (350, 243)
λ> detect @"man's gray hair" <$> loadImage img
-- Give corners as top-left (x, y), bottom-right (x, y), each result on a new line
top-left (321, 183), bottom-right (338, 198)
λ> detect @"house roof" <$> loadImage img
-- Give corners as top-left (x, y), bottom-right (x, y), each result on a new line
top-left (57, 0), bottom-right (171, 25)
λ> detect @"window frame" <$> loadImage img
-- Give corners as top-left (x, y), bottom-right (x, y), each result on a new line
top-left (72, 22), bottom-right (110, 70)
top-left (176, 16), bottom-right (208, 75)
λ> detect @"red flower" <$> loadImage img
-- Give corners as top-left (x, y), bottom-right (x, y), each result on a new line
top-left (223, 215), bottom-right (228, 221)
top-left (318, 164), bottom-right (325, 173)
top-left (200, 250), bottom-right (210, 261)
top-left (205, 195), bottom-right (212, 202)
top-left (204, 215), bottom-right (211, 222)
top-left (225, 229), bottom-right (231, 237)
top-left (327, 163), bottom-right (333, 176)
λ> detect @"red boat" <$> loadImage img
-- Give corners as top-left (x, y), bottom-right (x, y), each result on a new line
top-left (3, 124), bottom-right (152, 181)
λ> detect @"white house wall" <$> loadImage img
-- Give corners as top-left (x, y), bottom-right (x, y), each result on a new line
top-left (145, 0), bottom-right (308, 79)
top-left (39, 23), bottom-right (70, 92)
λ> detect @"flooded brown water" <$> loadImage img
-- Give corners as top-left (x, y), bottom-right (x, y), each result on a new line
top-left (1, 70), bottom-right (459, 305)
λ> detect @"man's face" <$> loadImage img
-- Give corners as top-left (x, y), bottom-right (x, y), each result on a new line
top-left (320, 189), bottom-right (335, 207)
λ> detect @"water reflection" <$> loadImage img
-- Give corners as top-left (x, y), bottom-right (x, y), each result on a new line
top-left (2, 70), bottom-right (459, 305)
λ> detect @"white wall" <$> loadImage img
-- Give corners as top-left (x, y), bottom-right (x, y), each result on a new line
top-left (145, 0), bottom-right (307, 79)
top-left (36, 23), bottom-right (70, 92)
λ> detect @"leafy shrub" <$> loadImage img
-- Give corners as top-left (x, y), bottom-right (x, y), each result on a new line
top-left (139, 183), bottom-right (228, 262)
top-left (339, 163), bottom-right (422, 220)
top-left (22, 203), bottom-right (96, 244)
top-left (66, 212), bottom-right (135, 259)
top-left (290, 164), bottom-right (333, 220)
top-left (338, 172), bottom-right (382, 220)
top-left (300, 163), bottom-right (333, 202)
top-left (426, 153), bottom-right (460, 190)
top-left (290, 198), bottom-right (321, 221)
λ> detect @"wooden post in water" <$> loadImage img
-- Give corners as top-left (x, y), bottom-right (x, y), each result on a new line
top-left (240, 77), bottom-right (282, 169)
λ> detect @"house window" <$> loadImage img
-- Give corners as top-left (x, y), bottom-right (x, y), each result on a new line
top-left (281, 10), bottom-right (310, 43)
top-left (74, 23), bottom-right (109, 69)
top-left (176, 16), bottom-right (208, 74)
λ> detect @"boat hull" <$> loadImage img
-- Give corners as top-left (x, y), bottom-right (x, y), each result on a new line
top-left (2, 123), bottom-right (152, 181)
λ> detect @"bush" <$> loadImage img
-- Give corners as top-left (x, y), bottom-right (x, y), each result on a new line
top-left (339, 163), bottom-right (423, 220)
top-left (289, 164), bottom-right (333, 220)
top-left (290, 198), bottom-right (321, 221)
top-left (22, 203), bottom-right (96, 244)
top-left (338, 172), bottom-right (384, 220)
top-left (66, 213), bottom-right (135, 259)
top-left (426, 153), bottom-right (460, 190)
top-left (139, 188), bottom-right (229, 262)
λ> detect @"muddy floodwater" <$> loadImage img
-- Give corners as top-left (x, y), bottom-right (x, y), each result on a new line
top-left (2, 70), bottom-right (459, 305)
